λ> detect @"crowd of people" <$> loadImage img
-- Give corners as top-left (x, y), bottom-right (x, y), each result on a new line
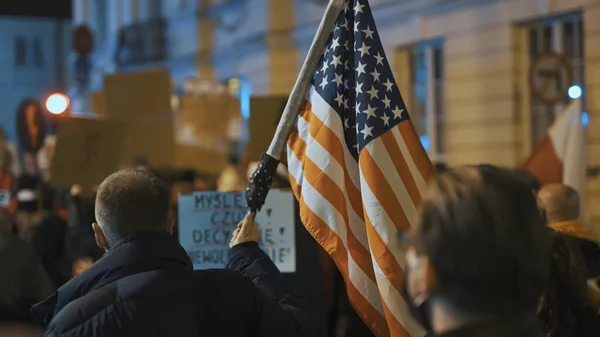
top-left (1, 130), bottom-right (600, 336)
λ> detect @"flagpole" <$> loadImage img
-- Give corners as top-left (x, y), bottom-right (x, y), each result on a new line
top-left (245, 0), bottom-right (345, 214)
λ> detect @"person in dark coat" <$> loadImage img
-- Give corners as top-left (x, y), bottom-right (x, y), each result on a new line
top-left (31, 186), bottom-right (70, 289)
top-left (537, 184), bottom-right (600, 279)
top-left (0, 211), bottom-right (53, 322)
top-left (538, 233), bottom-right (600, 337)
top-left (32, 168), bottom-right (310, 337)
top-left (401, 165), bottom-right (552, 337)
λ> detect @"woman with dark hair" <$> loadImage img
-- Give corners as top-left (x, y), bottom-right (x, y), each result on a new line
top-left (538, 233), bottom-right (600, 337)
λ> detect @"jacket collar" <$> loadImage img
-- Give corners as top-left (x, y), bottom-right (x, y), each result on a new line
top-left (550, 220), bottom-right (594, 241)
top-left (31, 231), bottom-right (191, 327)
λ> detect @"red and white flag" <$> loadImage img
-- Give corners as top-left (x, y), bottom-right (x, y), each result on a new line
top-left (524, 99), bottom-right (586, 201)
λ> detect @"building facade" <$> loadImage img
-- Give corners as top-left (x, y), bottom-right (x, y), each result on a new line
top-left (0, 17), bottom-right (70, 141)
top-left (74, 0), bottom-right (600, 227)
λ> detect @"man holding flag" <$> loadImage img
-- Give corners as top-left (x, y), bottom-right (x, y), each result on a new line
top-left (286, 0), bottom-right (433, 336)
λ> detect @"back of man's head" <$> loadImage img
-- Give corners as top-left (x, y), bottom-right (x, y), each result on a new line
top-left (414, 164), bottom-right (551, 314)
top-left (537, 184), bottom-right (580, 223)
top-left (95, 168), bottom-right (170, 247)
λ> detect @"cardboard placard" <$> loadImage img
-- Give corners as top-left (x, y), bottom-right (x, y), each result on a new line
top-left (89, 90), bottom-right (107, 116)
top-left (103, 68), bottom-right (175, 167)
top-left (50, 116), bottom-right (127, 188)
top-left (179, 95), bottom-right (239, 138)
top-left (178, 189), bottom-right (296, 272)
top-left (246, 96), bottom-right (287, 161)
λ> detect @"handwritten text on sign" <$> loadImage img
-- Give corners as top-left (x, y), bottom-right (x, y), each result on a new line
top-left (178, 189), bottom-right (296, 272)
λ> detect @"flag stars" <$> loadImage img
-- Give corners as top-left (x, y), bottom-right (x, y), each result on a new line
top-left (320, 75), bottom-right (329, 90)
top-left (381, 113), bottom-right (390, 126)
top-left (356, 62), bottom-right (367, 76)
top-left (344, 117), bottom-right (350, 129)
top-left (354, 2), bottom-right (365, 15)
top-left (356, 82), bottom-right (364, 94)
top-left (333, 73), bottom-right (344, 87)
top-left (383, 79), bottom-right (394, 92)
top-left (331, 37), bottom-right (341, 50)
top-left (392, 106), bottom-right (405, 119)
top-left (371, 69), bottom-right (381, 82)
top-left (358, 43), bottom-right (371, 58)
top-left (382, 96), bottom-right (391, 109)
top-left (374, 53), bottom-right (384, 65)
top-left (331, 54), bottom-right (343, 68)
top-left (367, 86), bottom-right (379, 100)
top-left (321, 61), bottom-right (328, 73)
top-left (335, 93), bottom-right (344, 107)
top-left (354, 21), bottom-right (360, 33)
top-left (363, 104), bottom-right (377, 119)
top-left (363, 26), bottom-right (375, 40)
top-left (361, 125), bottom-right (374, 139)
top-left (341, 19), bottom-right (349, 30)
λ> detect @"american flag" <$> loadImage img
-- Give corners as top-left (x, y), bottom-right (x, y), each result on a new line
top-left (286, 0), bottom-right (433, 336)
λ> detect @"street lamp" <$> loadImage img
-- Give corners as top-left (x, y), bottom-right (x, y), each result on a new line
top-left (45, 93), bottom-right (70, 115)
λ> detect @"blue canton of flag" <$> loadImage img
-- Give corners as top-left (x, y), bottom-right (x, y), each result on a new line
top-left (312, 0), bottom-right (410, 160)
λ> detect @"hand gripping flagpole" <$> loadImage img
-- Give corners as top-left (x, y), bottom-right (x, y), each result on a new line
top-left (246, 0), bottom-right (345, 215)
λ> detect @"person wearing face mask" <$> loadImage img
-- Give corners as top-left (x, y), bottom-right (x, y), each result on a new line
top-left (401, 165), bottom-right (552, 337)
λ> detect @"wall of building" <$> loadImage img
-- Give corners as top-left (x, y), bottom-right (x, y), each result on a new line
top-left (0, 17), bottom-right (70, 141)
top-left (74, 0), bottom-right (600, 226)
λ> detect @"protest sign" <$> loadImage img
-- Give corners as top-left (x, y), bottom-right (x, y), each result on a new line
top-left (89, 90), bottom-right (107, 115)
top-left (179, 95), bottom-right (238, 139)
top-left (103, 68), bottom-right (175, 167)
top-left (245, 96), bottom-right (287, 162)
top-left (50, 116), bottom-right (127, 188)
top-left (178, 189), bottom-right (296, 272)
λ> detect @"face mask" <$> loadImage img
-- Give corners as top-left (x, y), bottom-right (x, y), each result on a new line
top-left (402, 275), bottom-right (433, 332)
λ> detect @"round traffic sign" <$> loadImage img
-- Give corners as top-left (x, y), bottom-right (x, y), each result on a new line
top-left (73, 25), bottom-right (94, 55)
top-left (529, 51), bottom-right (572, 106)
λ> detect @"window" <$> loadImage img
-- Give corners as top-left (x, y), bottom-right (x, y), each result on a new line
top-left (33, 37), bottom-right (44, 67)
top-left (95, 1), bottom-right (108, 43)
top-left (409, 40), bottom-right (445, 161)
top-left (528, 13), bottom-right (585, 145)
top-left (14, 37), bottom-right (27, 66)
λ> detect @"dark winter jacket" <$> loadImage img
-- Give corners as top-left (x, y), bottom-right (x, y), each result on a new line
top-left (32, 231), bottom-right (310, 337)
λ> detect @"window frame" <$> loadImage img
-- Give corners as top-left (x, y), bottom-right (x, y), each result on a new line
top-left (526, 12), bottom-right (585, 146)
